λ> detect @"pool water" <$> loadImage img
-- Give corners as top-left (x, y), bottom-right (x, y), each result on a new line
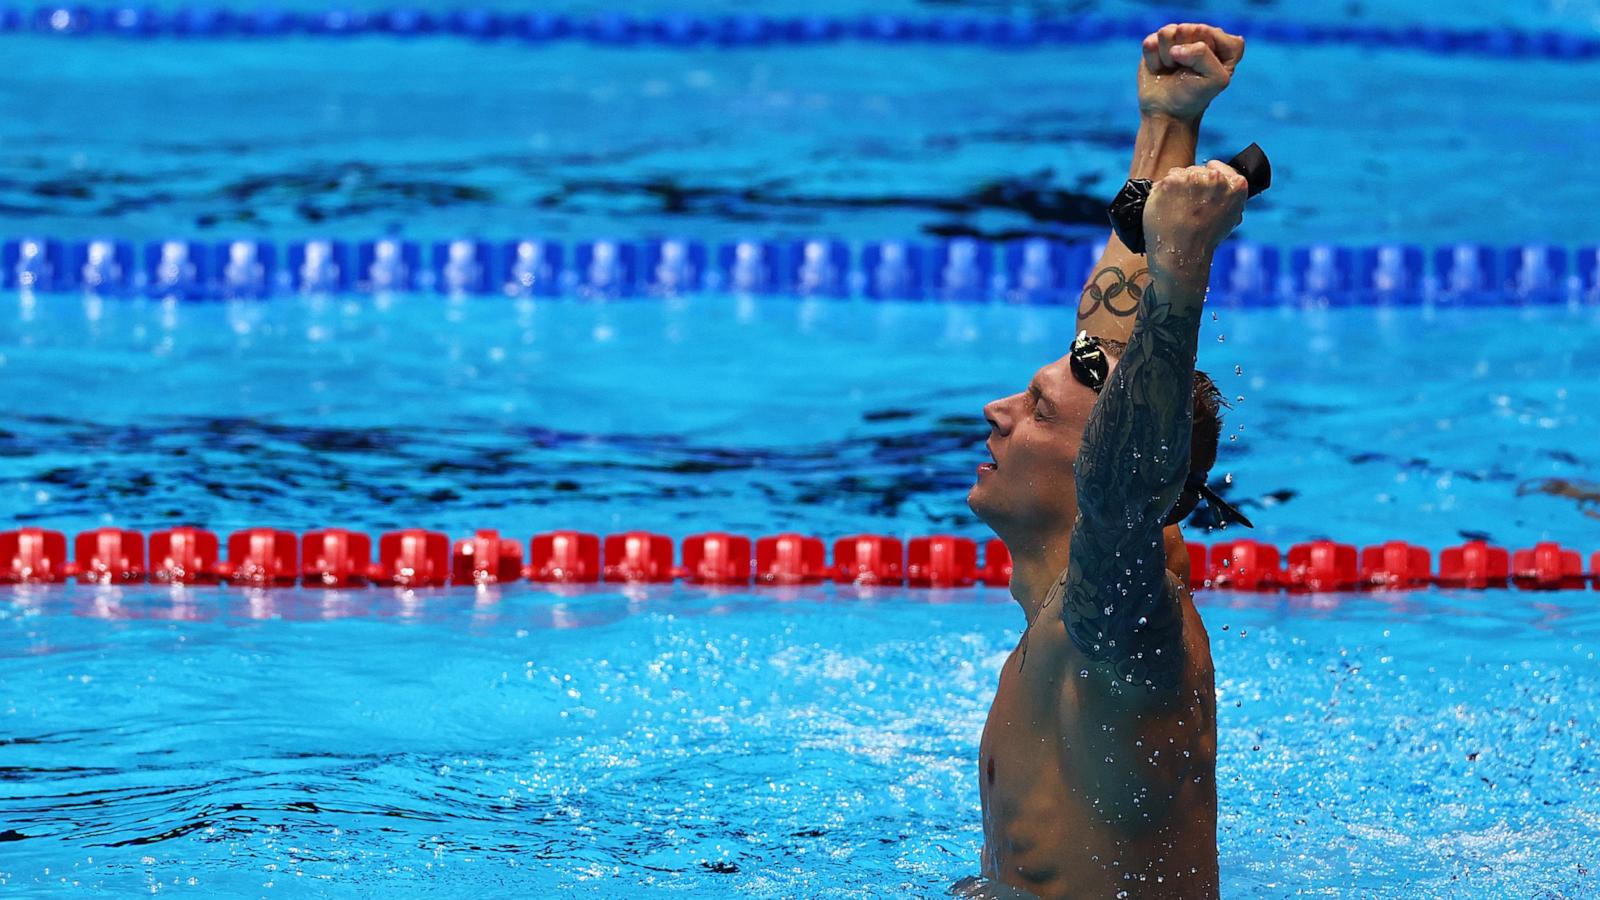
top-left (3, 3), bottom-right (1599, 247)
top-left (5, 1), bottom-right (1600, 897)
top-left (1, 296), bottom-right (1598, 899)
top-left (1, 296), bottom-right (1597, 548)
top-left (0, 583), bottom-right (1595, 897)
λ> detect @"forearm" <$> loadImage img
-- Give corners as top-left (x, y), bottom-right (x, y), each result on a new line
top-left (1075, 114), bottom-right (1201, 344)
top-left (1061, 267), bottom-right (1206, 687)
top-left (1075, 265), bottom-right (1206, 530)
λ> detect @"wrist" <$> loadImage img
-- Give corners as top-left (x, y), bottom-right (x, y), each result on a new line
top-left (1138, 109), bottom-right (1203, 132)
top-left (1148, 244), bottom-right (1215, 292)
top-left (1130, 111), bottom-right (1201, 181)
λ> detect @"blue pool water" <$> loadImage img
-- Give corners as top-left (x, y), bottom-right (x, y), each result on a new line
top-left (1, 297), bottom-right (1598, 548)
top-left (4, 2), bottom-right (1600, 898)
top-left (3, 3), bottom-right (1599, 247)
top-left (2, 583), bottom-right (1598, 897)
top-left (2, 296), bottom-right (1598, 898)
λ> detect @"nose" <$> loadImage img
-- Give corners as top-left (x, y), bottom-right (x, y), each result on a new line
top-left (983, 396), bottom-right (1013, 436)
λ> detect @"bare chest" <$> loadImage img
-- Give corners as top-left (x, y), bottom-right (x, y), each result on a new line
top-left (977, 636), bottom-right (1089, 877)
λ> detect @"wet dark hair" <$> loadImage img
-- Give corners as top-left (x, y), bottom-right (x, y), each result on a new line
top-left (1096, 338), bottom-right (1228, 522)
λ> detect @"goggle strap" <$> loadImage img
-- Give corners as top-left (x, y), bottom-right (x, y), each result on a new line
top-left (1186, 475), bottom-right (1255, 530)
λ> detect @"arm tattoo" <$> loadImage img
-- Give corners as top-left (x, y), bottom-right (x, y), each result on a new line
top-left (1077, 266), bottom-right (1149, 321)
top-left (1062, 279), bottom-right (1201, 690)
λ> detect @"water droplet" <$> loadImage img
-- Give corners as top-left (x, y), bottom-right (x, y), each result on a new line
top-left (1079, 669), bottom-right (1090, 678)
top-left (1137, 616), bottom-right (1148, 626)
top-left (1217, 334), bottom-right (1225, 343)
top-left (1234, 365), bottom-right (1243, 376)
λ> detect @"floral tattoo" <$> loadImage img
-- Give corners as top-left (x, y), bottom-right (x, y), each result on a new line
top-left (1062, 279), bottom-right (1200, 691)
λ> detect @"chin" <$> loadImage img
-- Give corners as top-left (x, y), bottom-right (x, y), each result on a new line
top-left (966, 484), bottom-right (998, 530)
top-left (966, 485), bottom-right (984, 515)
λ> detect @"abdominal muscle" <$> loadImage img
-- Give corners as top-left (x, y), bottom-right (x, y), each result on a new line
top-left (977, 593), bottom-right (1218, 899)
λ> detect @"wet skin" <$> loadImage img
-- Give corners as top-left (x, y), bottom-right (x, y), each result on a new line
top-left (968, 353), bottom-right (1222, 898)
top-left (976, 529), bottom-right (1218, 899)
top-left (960, 22), bottom-right (1246, 896)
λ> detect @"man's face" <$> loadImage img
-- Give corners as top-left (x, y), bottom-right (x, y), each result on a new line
top-left (968, 352), bottom-right (1118, 540)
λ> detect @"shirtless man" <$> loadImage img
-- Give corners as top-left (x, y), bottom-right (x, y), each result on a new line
top-left (960, 23), bottom-right (1250, 900)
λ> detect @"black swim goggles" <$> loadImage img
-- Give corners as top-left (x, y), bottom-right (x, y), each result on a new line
top-left (1070, 330), bottom-right (1254, 529)
top-left (1069, 330), bottom-right (1108, 393)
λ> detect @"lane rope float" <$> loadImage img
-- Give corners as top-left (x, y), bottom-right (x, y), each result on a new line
top-left (8, 7), bottom-right (1600, 62)
top-left (1, 526), bottom-right (1594, 592)
top-left (4, 236), bottom-right (1596, 307)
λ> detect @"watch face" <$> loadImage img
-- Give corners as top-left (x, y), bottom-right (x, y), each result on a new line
top-left (1107, 178), bottom-right (1153, 254)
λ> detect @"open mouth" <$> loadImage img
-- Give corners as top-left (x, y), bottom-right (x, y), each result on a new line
top-left (978, 446), bottom-right (998, 474)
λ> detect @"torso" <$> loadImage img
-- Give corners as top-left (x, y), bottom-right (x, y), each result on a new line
top-left (978, 540), bottom-right (1219, 899)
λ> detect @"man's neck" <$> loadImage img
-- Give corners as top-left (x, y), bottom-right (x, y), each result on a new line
top-left (1003, 530), bottom-right (1073, 627)
top-left (1004, 524), bottom-right (1189, 627)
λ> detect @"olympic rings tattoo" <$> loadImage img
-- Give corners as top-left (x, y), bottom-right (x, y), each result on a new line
top-left (1077, 266), bottom-right (1149, 320)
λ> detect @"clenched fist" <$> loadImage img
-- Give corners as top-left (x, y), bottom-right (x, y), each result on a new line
top-left (1142, 161), bottom-right (1248, 279)
top-left (1138, 23), bottom-right (1245, 124)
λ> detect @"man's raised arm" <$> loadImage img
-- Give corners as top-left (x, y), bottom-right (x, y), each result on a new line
top-left (1076, 24), bottom-right (1244, 345)
top-left (1062, 162), bottom-right (1248, 692)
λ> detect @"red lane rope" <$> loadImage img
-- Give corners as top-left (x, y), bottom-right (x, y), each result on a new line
top-left (0, 527), bottom-right (1594, 593)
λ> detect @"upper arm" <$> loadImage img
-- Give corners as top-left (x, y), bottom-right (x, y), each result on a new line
top-left (1076, 239), bottom-right (1151, 346)
top-left (1062, 512), bottom-right (1187, 693)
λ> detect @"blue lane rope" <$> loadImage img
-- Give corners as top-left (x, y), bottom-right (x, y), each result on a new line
top-left (5, 7), bottom-right (1600, 61)
top-left (2, 236), bottom-right (1595, 307)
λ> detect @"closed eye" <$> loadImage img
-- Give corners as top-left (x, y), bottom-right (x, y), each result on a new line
top-left (1029, 385), bottom-right (1055, 421)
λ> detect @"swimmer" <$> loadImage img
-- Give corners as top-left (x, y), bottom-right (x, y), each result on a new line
top-left (961, 23), bottom-right (1250, 899)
